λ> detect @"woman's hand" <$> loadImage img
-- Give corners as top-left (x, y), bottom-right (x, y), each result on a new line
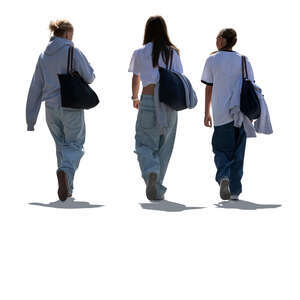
top-left (133, 100), bottom-right (140, 109)
top-left (132, 74), bottom-right (140, 109)
top-left (204, 114), bottom-right (212, 127)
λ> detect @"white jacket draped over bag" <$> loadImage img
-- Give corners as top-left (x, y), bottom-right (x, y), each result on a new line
top-left (228, 79), bottom-right (273, 138)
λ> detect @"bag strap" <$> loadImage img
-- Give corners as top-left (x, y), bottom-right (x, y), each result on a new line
top-left (168, 47), bottom-right (174, 70)
top-left (67, 46), bottom-right (74, 74)
top-left (242, 55), bottom-right (249, 79)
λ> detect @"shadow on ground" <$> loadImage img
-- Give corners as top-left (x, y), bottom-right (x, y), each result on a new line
top-left (29, 197), bottom-right (103, 209)
top-left (215, 199), bottom-right (281, 210)
top-left (140, 200), bottom-right (205, 212)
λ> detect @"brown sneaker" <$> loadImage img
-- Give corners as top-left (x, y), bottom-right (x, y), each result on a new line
top-left (56, 170), bottom-right (70, 201)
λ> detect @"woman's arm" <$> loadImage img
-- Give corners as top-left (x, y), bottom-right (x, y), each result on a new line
top-left (204, 85), bottom-right (213, 127)
top-left (132, 74), bottom-right (140, 109)
top-left (26, 59), bottom-right (44, 131)
top-left (201, 56), bottom-right (213, 127)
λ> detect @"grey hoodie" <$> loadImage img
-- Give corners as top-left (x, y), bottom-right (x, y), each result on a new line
top-left (26, 36), bottom-right (95, 131)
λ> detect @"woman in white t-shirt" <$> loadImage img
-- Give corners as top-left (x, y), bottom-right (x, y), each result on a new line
top-left (128, 16), bottom-right (183, 201)
top-left (201, 28), bottom-right (255, 201)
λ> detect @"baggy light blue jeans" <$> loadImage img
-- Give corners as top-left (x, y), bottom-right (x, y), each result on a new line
top-left (212, 121), bottom-right (247, 196)
top-left (45, 104), bottom-right (86, 194)
top-left (135, 95), bottom-right (178, 198)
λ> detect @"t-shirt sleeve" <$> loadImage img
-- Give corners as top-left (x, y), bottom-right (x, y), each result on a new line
top-left (172, 51), bottom-right (183, 73)
top-left (128, 50), bottom-right (141, 75)
top-left (245, 56), bottom-right (255, 82)
top-left (201, 57), bottom-right (213, 86)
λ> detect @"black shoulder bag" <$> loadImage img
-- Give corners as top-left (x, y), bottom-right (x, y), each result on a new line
top-left (240, 56), bottom-right (261, 119)
top-left (158, 49), bottom-right (187, 111)
top-left (58, 47), bottom-right (99, 109)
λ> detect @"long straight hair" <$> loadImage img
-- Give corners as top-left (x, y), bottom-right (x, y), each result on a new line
top-left (143, 16), bottom-right (180, 68)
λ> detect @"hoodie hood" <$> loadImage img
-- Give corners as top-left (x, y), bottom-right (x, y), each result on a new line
top-left (44, 36), bottom-right (74, 56)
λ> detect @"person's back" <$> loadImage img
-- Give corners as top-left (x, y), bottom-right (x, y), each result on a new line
top-left (28, 34), bottom-right (95, 116)
top-left (38, 36), bottom-right (72, 106)
top-left (202, 50), bottom-right (254, 126)
top-left (129, 41), bottom-right (183, 87)
top-left (211, 51), bottom-right (245, 83)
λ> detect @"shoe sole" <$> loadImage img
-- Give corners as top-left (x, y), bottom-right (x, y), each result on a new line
top-left (146, 173), bottom-right (158, 201)
top-left (220, 179), bottom-right (231, 200)
top-left (230, 197), bottom-right (239, 201)
top-left (57, 170), bottom-right (69, 201)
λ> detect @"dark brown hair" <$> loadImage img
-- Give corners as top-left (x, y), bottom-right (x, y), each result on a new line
top-left (49, 19), bottom-right (73, 37)
top-left (143, 16), bottom-right (179, 68)
top-left (219, 28), bottom-right (237, 50)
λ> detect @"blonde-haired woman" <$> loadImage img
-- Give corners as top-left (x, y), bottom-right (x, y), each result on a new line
top-left (26, 20), bottom-right (95, 201)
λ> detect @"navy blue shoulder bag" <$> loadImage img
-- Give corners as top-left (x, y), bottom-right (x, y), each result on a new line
top-left (158, 49), bottom-right (187, 111)
top-left (240, 56), bottom-right (261, 119)
top-left (58, 46), bottom-right (99, 110)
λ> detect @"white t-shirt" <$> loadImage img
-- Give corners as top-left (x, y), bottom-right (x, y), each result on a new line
top-left (128, 42), bottom-right (183, 87)
top-left (201, 51), bottom-right (255, 126)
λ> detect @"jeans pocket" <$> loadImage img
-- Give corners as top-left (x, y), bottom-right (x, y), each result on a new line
top-left (140, 109), bottom-right (156, 129)
top-left (212, 123), bottom-right (235, 152)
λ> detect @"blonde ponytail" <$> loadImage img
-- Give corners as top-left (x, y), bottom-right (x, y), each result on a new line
top-left (49, 19), bottom-right (73, 37)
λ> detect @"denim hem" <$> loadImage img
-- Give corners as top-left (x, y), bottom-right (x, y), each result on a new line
top-left (218, 176), bottom-right (230, 184)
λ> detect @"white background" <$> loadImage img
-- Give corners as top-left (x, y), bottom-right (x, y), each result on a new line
top-left (1, 0), bottom-right (299, 299)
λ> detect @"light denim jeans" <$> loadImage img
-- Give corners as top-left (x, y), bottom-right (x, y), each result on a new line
top-left (45, 104), bottom-right (86, 194)
top-left (135, 94), bottom-right (178, 198)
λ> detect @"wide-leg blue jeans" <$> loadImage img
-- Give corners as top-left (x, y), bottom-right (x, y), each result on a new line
top-left (135, 95), bottom-right (178, 199)
top-left (46, 104), bottom-right (85, 194)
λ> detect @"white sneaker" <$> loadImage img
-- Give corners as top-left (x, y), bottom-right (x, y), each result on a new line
top-left (230, 195), bottom-right (239, 201)
top-left (220, 178), bottom-right (231, 200)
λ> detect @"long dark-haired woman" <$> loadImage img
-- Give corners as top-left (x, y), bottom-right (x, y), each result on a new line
top-left (26, 20), bottom-right (95, 201)
top-left (201, 28), bottom-right (255, 201)
top-left (128, 16), bottom-right (183, 201)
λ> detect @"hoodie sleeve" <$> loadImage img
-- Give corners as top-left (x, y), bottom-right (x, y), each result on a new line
top-left (26, 57), bottom-right (44, 131)
top-left (73, 48), bottom-right (95, 84)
